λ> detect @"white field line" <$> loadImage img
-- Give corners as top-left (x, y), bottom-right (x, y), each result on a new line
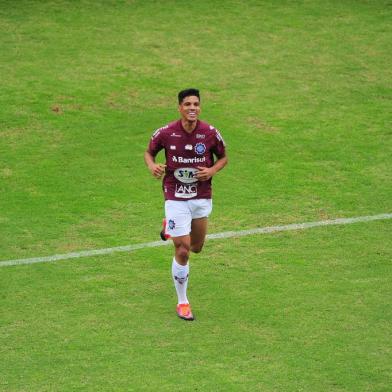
top-left (1, 213), bottom-right (391, 268)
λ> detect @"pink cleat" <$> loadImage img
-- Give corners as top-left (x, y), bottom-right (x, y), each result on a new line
top-left (176, 303), bottom-right (194, 321)
top-left (160, 218), bottom-right (171, 241)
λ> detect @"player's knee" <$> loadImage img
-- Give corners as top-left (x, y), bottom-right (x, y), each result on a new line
top-left (175, 243), bottom-right (190, 260)
top-left (191, 243), bottom-right (204, 253)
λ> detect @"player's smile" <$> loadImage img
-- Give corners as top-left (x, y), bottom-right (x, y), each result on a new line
top-left (187, 110), bottom-right (197, 120)
top-left (179, 96), bottom-right (200, 123)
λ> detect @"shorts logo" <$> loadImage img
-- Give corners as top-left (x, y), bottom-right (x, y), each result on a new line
top-left (168, 219), bottom-right (176, 230)
top-left (195, 143), bottom-right (206, 155)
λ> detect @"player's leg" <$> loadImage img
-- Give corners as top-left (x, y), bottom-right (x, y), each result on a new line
top-left (190, 217), bottom-right (208, 253)
top-left (165, 201), bottom-right (194, 320)
top-left (172, 235), bottom-right (191, 265)
top-left (171, 235), bottom-right (194, 320)
top-left (189, 199), bottom-right (212, 254)
top-left (171, 235), bottom-right (191, 306)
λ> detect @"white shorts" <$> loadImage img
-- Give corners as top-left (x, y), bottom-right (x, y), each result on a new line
top-left (164, 199), bottom-right (212, 238)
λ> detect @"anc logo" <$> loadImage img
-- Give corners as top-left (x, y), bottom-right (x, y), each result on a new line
top-left (195, 143), bottom-right (206, 155)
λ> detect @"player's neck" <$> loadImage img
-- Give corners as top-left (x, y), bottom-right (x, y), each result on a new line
top-left (181, 119), bottom-right (197, 133)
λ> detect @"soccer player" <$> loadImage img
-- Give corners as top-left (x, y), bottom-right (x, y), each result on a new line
top-left (144, 88), bottom-right (228, 321)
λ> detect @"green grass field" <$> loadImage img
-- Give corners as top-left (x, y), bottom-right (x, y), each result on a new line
top-left (1, 1), bottom-right (391, 390)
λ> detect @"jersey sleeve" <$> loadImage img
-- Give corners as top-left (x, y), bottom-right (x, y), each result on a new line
top-left (147, 128), bottom-right (165, 157)
top-left (211, 128), bottom-right (226, 159)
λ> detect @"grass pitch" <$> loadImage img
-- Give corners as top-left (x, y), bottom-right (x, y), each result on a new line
top-left (1, 1), bottom-right (391, 391)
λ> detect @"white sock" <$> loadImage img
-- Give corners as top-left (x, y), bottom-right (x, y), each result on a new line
top-left (172, 258), bottom-right (189, 305)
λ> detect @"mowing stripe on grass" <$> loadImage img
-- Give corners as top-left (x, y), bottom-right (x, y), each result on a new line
top-left (1, 213), bottom-right (391, 268)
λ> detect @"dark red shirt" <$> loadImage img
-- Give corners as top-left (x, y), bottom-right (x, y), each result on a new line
top-left (147, 120), bottom-right (226, 201)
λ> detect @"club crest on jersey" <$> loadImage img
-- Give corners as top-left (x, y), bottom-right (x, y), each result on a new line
top-left (195, 143), bottom-right (206, 155)
top-left (185, 144), bottom-right (193, 150)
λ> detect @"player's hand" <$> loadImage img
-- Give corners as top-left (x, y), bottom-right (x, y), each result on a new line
top-left (196, 166), bottom-right (215, 181)
top-left (149, 163), bottom-right (166, 179)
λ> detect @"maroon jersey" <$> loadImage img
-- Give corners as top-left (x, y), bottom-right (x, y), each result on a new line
top-left (148, 120), bottom-right (226, 201)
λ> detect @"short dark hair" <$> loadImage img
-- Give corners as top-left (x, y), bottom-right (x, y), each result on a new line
top-left (178, 88), bottom-right (200, 104)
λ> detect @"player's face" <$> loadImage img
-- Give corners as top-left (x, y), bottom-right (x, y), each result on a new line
top-left (178, 95), bottom-right (201, 123)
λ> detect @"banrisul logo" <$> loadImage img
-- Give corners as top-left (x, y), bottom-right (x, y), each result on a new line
top-left (195, 143), bottom-right (206, 155)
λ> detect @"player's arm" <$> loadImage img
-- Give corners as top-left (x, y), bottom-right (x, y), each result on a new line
top-left (196, 154), bottom-right (228, 181)
top-left (144, 150), bottom-right (166, 179)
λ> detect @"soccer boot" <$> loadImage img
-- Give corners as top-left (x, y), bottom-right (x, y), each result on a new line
top-left (160, 218), bottom-right (171, 241)
top-left (176, 303), bottom-right (194, 321)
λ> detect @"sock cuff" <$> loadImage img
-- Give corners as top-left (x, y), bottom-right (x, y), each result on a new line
top-left (172, 258), bottom-right (189, 277)
top-left (173, 258), bottom-right (189, 268)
